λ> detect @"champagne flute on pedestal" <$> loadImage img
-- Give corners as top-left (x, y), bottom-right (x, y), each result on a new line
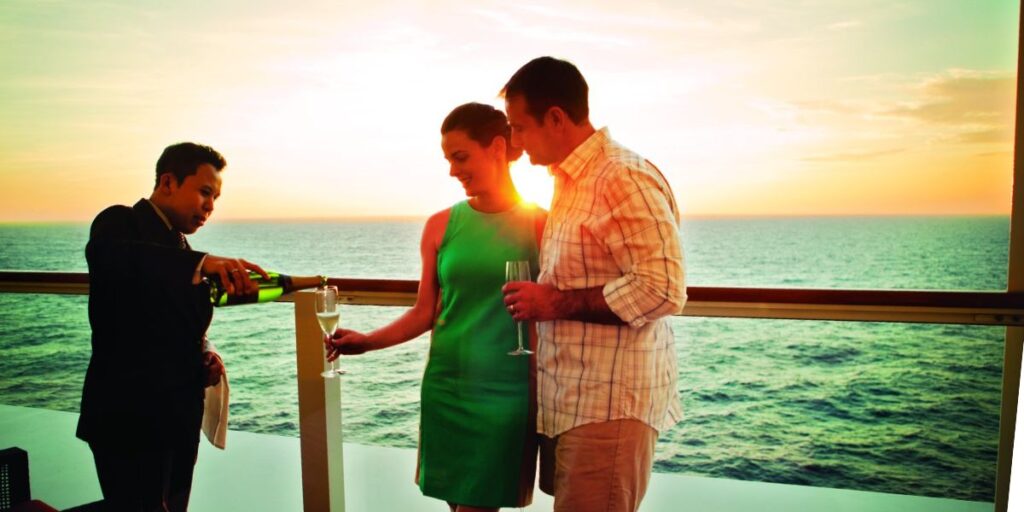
top-left (316, 285), bottom-right (345, 377)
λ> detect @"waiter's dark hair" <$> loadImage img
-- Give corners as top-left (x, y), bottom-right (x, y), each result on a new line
top-left (154, 142), bottom-right (226, 188)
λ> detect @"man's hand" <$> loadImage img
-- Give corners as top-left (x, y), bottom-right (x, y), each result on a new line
top-left (503, 282), bottom-right (625, 325)
top-left (201, 255), bottom-right (269, 295)
top-left (202, 351), bottom-right (225, 387)
top-left (501, 281), bottom-right (563, 322)
top-left (326, 329), bottom-right (372, 361)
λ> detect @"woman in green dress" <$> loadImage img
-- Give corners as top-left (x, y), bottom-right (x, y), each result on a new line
top-left (327, 102), bottom-right (545, 511)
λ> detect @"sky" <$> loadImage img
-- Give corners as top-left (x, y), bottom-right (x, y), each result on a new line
top-left (0, 0), bottom-right (1018, 221)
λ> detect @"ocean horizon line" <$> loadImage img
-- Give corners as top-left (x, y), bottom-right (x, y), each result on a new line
top-left (0, 212), bottom-right (1012, 226)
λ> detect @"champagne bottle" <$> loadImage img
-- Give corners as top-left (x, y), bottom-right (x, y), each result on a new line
top-left (208, 271), bottom-right (325, 307)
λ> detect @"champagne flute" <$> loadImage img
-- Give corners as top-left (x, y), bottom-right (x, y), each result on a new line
top-left (505, 260), bottom-right (533, 356)
top-left (316, 285), bottom-right (345, 377)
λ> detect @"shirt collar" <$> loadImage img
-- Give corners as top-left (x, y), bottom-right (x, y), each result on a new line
top-left (144, 198), bottom-right (174, 231)
top-left (552, 127), bottom-right (609, 181)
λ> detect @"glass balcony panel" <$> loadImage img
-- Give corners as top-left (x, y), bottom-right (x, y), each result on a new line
top-left (0, 293), bottom-right (1007, 509)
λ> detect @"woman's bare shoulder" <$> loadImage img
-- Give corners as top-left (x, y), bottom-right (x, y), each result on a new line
top-left (421, 207), bottom-right (453, 250)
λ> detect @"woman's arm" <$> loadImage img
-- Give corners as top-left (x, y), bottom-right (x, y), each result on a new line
top-left (328, 209), bottom-right (450, 356)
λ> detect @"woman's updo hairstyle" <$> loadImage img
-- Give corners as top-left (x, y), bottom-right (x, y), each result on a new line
top-left (441, 102), bottom-right (523, 162)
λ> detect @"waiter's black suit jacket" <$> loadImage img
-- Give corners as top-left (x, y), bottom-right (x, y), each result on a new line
top-left (77, 199), bottom-right (213, 448)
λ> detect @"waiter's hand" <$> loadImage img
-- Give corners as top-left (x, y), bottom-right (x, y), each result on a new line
top-left (202, 255), bottom-right (269, 295)
top-left (203, 351), bottom-right (225, 387)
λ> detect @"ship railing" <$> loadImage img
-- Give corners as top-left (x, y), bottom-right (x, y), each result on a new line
top-left (1, 270), bottom-right (1022, 511)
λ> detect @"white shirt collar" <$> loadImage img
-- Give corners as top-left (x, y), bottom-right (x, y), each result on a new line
top-left (144, 198), bottom-right (174, 231)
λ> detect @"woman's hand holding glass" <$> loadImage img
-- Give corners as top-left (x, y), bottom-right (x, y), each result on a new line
top-left (327, 329), bottom-right (373, 358)
top-left (316, 286), bottom-right (345, 377)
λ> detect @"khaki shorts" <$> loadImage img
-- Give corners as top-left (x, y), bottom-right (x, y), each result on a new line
top-left (539, 419), bottom-right (657, 512)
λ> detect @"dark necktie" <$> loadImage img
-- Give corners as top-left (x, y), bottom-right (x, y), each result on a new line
top-left (177, 232), bottom-right (188, 250)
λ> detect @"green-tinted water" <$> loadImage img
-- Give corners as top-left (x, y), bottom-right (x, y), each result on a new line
top-left (0, 215), bottom-right (1010, 501)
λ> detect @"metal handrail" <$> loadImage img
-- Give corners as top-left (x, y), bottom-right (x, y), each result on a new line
top-left (3, 270), bottom-right (1022, 326)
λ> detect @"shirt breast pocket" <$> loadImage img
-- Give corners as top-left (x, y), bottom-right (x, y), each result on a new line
top-left (544, 215), bottom-right (577, 282)
top-left (548, 213), bottom-right (607, 286)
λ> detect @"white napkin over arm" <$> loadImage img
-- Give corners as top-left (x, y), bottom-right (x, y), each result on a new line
top-left (202, 372), bottom-right (229, 449)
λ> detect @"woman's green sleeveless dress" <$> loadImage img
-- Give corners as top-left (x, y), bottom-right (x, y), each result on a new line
top-left (418, 200), bottom-right (540, 508)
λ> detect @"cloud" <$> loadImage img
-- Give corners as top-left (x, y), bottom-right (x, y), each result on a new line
top-left (801, 148), bottom-right (905, 163)
top-left (880, 70), bottom-right (1015, 144)
top-left (505, 1), bottom-right (759, 34)
top-left (957, 128), bottom-right (1013, 144)
top-left (974, 150), bottom-right (1012, 157)
top-left (788, 99), bottom-right (864, 116)
top-left (884, 71), bottom-right (1014, 124)
top-left (471, 8), bottom-right (635, 47)
top-left (471, 1), bottom-right (760, 51)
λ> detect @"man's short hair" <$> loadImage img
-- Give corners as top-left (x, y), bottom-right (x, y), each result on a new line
top-left (500, 56), bottom-right (589, 125)
top-left (154, 142), bottom-right (226, 188)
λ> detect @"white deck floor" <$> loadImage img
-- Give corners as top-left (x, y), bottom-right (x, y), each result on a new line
top-left (0, 404), bottom-right (996, 511)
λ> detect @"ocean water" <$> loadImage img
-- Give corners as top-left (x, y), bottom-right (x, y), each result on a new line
top-left (0, 215), bottom-right (1010, 502)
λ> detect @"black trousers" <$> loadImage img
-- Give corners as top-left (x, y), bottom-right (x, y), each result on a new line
top-left (89, 440), bottom-right (199, 512)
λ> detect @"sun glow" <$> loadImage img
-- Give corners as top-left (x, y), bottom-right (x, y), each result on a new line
top-left (510, 160), bottom-right (555, 210)
top-left (0, 1), bottom-right (1015, 221)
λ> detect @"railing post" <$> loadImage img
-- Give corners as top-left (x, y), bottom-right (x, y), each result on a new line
top-left (997, 4), bottom-right (1024, 511)
top-left (1003, 326), bottom-right (1023, 512)
top-left (295, 290), bottom-right (346, 511)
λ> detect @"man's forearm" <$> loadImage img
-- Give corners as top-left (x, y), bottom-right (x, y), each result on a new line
top-left (554, 287), bottom-right (626, 325)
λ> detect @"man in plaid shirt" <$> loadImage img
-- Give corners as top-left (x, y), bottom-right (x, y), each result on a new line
top-left (501, 56), bottom-right (687, 512)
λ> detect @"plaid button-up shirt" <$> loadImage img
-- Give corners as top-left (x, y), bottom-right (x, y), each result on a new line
top-left (537, 127), bottom-right (686, 437)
